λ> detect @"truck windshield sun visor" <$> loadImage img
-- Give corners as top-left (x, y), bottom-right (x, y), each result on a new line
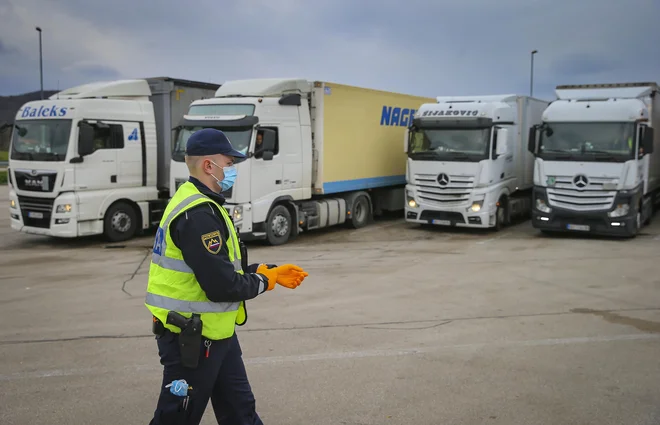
top-left (413, 116), bottom-right (493, 129)
top-left (178, 115), bottom-right (259, 129)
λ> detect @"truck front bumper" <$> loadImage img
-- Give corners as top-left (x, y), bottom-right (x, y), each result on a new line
top-left (223, 203), bottom-right (268, 241)
top-left (9, 190), bottom-right (81, 238)
top-left (531, 187), bottom-right (639, 237)
top-left (405, 200), bottom-right (496, 229)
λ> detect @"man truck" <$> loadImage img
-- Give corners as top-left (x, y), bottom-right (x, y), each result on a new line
top-left (6, 77), bottom-right (220, 241)
top-left (404, 95), bottom-right (549, 230)
top-left (169, 78), bottom-right (435, 245)
top-left (528, 82), bottom-right (659, 238)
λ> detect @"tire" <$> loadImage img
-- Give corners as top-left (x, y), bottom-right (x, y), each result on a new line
top-left (104, 201), bottom-right (138, 242)
top-left (349, 194), bottom-right (371, 229)
top-left (493, 198), bottom-right (507, 231)
top-left (266, 204), bottom-right (292, 246)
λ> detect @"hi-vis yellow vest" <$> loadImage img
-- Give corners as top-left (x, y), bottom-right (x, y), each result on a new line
top-left (145, 181), bottom-right (246, 340)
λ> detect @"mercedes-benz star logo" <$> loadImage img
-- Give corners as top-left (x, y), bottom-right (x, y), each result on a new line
top-left (573, 174), bottom-right (589, 189)
top-left (437, 173), bottom-right (450, 187)
top-left (30, 169), bottom-right (38, 176)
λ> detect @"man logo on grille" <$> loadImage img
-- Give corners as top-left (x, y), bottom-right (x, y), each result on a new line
top-left (437, 173), bottom-right (450, 187)
top-left (573, 174), bottom-right (589, 189)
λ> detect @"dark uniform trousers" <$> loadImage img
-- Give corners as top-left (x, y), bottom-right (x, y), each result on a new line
top-left (149, 330), bottom-right (264, 425)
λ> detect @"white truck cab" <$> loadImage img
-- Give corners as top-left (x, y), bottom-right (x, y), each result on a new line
top-left (6, 77), bottom-right (218, 241)
top-left (528, 82), bottom-right (659, 237)
top-left (404, 95), bottom-right (548, 229)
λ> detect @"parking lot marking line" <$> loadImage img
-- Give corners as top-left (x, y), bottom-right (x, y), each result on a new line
top-left (1, 333), bottom-right (658, 381)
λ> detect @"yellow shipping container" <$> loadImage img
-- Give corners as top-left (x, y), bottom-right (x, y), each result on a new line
top-left (311, 81), bottom-right (435, 194)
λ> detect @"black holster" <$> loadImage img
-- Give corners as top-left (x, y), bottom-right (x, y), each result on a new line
top-left (166, 311), bottom-right (203, 369)
top-left (239, 240), bottom-right (248, 272)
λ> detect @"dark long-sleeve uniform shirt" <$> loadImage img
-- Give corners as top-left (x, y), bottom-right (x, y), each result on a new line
top-left (169, 177), bottom-right (271, 303)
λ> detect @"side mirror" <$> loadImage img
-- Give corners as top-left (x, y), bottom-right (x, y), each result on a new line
top-left (528, 126), bottom-right (537, 154)
top-left (78, 122), bottom-right (95, 157)
top-left (496, 128), bottom-right (509, 156)
top-left (262, 151), bottom-right (274, 161)
top-left (261, 128), bottom-right (276, 152)
top-left (642, 126), bottom-right (654, 155)
top-left (403, 128), bottom-right (410, 153)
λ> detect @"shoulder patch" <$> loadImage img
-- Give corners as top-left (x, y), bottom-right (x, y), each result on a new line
top-left (201, 230), bottom-right (222, 254)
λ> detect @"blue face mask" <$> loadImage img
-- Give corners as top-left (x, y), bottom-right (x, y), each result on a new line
top-left (210, 161), bottom-right (237, 193)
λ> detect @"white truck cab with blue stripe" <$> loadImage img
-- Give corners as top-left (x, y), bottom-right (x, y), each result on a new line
top-left (170, 78), bottom-right (424, 246)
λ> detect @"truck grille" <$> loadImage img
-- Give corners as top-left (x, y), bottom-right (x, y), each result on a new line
top-left (13, 169), bottom-right (57, 193)
top-left (413, 173), bottom-right (475, 207)
top-left (18, 196), bottom-right (55, 228)
top-left (547, 176), bottom-right (617, 211)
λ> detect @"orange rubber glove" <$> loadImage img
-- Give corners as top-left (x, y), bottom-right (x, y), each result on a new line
top-left (274, 264), bottom-right (309, 289)
top-left (256, 264), bottom-right (278, 291)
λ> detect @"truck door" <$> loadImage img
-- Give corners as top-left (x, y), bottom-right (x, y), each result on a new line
top-left (250, 126), bottom-right (284, 202)
top-left (115, 122), bottom-right (144, 187)
top-left (74, 121), bottom-right (124, 191)
top-left (491, 125), bottom-right (515, 182)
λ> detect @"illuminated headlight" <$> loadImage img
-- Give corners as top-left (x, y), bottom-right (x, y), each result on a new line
top-left (56, 204), bottom-right (72, 213)
top-left (536, 199), bottom-right (552, 213)
top-left (406, 191), bottom-right (417, 208)
top-left (233, 206), bottom-right (243, 221)
top-left (10, 199), bottom-right (17, 209)
top-left (469, 201), bottom-right (483, 212)
top-left (608, 203), bottom-right (629, 218)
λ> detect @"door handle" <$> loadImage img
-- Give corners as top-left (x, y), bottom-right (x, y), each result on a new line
top-left (111, 175), bottom-right (117, 183)
top-left (275, 180), bottom-right (281, 184)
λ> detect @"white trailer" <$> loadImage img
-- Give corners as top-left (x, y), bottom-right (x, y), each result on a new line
top-left (404, 95), bottom-right (549, 229)
top-left (6, 77), bottom-right (219, 241)
top-left (528, 82), bottom-right (660, 237)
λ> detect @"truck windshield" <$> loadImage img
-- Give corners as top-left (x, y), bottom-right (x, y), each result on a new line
top-left (539, 122), bottom-right (635, 161)
top-left (10, 119), bottom-right (72, 162)
top-left (409, 127), bottom-right (490, 161)
top-left (172, 126), bottom-right (253, 162)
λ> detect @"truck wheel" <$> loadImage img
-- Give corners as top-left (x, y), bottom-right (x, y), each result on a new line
top-left (349, 194), bottom-right (371, 229)
top-left (266, 204), bottom-right (292, 246)
top-left (104, 201), bottom-right (138, 242)
top-left (493, 198), bottom-right (507, 231)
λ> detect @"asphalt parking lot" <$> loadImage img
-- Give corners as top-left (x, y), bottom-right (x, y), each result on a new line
top-left (1, 184), bottom-right (660, 425)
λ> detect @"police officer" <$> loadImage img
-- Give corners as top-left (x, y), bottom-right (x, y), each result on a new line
top-left (145, 128), bottom-right (308, 425)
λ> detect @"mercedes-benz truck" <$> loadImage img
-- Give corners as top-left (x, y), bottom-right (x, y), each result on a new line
top-left (528, 82), bottom-right (659, 237)
top-left (404, 95), bottom-right (548, 230)
top-left (6, 77), bottom-right (219, 241)
top-left (169, 78), bottom-right (435, 245)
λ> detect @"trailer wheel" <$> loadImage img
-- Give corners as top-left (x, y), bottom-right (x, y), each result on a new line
top-left (104, 201), bottom-right (138, 242)
top-left (349, 194), bottom-right (371, 229)
top-left (266, 204), bottom-right (292, 246)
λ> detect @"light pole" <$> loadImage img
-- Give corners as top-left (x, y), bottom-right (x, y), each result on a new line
top-left (36, 27), bottom-right (43, 99)
top-left (530, 49), bottom-right (538, 97)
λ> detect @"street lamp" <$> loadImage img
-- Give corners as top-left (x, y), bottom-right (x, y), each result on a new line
top-left (530, 49), bottom-right (538, 97)
top-left (36, 27), bottom-right (43, 99)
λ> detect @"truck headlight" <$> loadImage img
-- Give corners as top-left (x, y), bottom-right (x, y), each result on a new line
top-left (608, 203), bottom-right (629, 218)
top-left (233, 205), bottom-right (243, 221)
top-left (406, 191), bottom-right (417, 208)
top-left (469, 200), bottom-right (483, 212)
top-left (56, 204), bottom-right (72, 213)
top-left (536, 198), bottom-right (552, 213)
top-left (10, 199), bottom-right (17, 209)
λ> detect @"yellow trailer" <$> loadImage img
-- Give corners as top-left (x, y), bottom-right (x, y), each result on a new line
top-left (311, 81), bottom-right (435, 194)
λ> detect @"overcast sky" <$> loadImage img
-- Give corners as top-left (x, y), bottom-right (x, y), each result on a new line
top-left (1, 0), bottom-right (658, 100)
